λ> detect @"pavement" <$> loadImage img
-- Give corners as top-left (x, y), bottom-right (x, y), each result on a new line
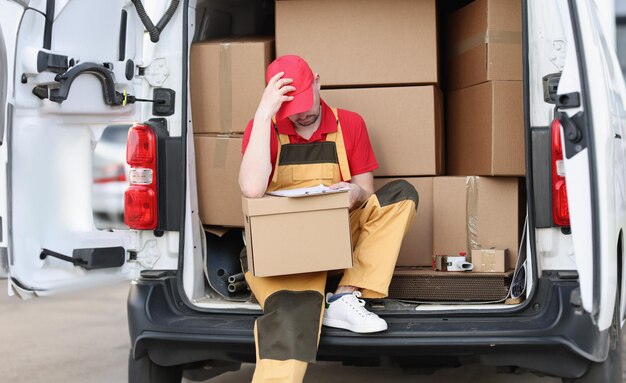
top-left (0, 279), bottom-right (585, 383)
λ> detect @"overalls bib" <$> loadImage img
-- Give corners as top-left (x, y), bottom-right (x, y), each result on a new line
top-left (267, 108), bottom-right (351, 191)
top-left (244, 107), bottom-right (418, 383)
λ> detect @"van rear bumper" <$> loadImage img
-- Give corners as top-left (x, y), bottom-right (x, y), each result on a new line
top-left (127, 272), bottom-right (607, 379)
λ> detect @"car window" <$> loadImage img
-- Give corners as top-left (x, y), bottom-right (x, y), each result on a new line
top-left (92, 125), bottom-right (131, 230)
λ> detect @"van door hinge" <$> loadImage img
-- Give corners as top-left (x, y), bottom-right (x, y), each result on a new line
top-left (132, 240), bottom-right (160, 268)
top-left (543, 72), bottom-right (581, 109)
top-left (557, 111), bottom-right (588, 159)
top-left (543, 73), bottom-right (561, 104)
top-left (141, 58), bottom-right (169, 87)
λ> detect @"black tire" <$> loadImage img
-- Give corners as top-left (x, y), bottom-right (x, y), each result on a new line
top-left (128, 350), bottom-right (183, 383)
top-left (563, 297), bottom-right (623, 383)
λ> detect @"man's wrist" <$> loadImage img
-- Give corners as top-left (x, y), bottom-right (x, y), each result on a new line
top-left (254, 111), bottom-right (273, 125)
top-left (351, 183), bottom-right (364, 202)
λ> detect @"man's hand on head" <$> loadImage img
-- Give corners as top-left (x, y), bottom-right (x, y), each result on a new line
top-left (255, 72), bottom-right (296, 122)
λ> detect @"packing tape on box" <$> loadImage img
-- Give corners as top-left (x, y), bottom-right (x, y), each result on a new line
top-left (219, 42), bottom-right (233, 133)
top-left (479, 249), bottom-right (497, 272)
top-left (213, 136), bottom-right (228, 168)
top-left (451, 30), bottom-right (522, 57)
top-left (466, 176), bottom-right (479, 255)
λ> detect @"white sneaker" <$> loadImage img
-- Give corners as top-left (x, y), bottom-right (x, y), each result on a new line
top-left (322, 291), bottom-right (388, 333)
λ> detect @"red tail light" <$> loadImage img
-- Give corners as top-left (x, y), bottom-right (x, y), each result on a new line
top-left (551, 119), bottom-right (570, 226)
top-left (124, 124), bottom-right (158, 229)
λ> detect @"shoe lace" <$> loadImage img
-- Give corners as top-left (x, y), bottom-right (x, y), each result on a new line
top-left (349, 291), bottom-right (374, 317)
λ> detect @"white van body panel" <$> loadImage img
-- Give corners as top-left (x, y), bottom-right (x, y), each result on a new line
top-left (6, 0), bottom-right (181, 293)
top-left (562, 148), bottom-right (595, 311)
top-left (572, 0), bottom-right (626, 330)
top-left (0, 0), bottom-right (23, 278)
top-left (529, 0), bottom-right (626, 330)
top-left (527, 0), bottom-right (581, 277)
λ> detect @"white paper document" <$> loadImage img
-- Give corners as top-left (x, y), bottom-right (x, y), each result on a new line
top-left (266, 184), bottom-right (350, 198)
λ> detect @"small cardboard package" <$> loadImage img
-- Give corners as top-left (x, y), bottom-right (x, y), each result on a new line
top-left (194, 134), bottom-right (244, 227)
top-left (190, 37), bottom-right (273, 134)
top-left (322, 86), bottom-right (443, 176)
top-left (472, 249), bottom-right (508, 272)
top-left (447, 81), bottom-right (524, 176)
top-left (446, 0), bottom-right (522, 90)
top-left (242, 193), bottom-right (353, 277)
top-left (374, 177), bottom-right (433, 266)
top-left (433, 176), bottom-right (523, 269)
top-left (276, 0), bottom-right (438, 87)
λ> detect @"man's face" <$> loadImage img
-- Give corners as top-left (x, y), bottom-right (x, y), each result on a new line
top-left (288, 75), bottom-right (322, 128)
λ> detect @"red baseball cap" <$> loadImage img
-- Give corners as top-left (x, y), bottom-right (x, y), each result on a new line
top-left (266, 55), bottom-right (315, 122)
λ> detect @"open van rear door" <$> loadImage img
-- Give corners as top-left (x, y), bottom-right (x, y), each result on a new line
top-left (5, 0), bottom-right (176, 296)
top-left (557, 0), bottom-right (626, 330)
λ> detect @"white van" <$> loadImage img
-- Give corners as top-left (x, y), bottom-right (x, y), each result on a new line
top-left (2, 0), bottom-right (626, 382)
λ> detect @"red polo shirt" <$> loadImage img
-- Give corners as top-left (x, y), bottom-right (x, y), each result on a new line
top-left (242, 100), bottom-right (378, 181)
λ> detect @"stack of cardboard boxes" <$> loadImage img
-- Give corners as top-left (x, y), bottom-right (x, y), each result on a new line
top-left (276, 0), bottom-right (444, 269)
top-left (191, 36), bottom-right (273, 227)
top-left (435, 0), bottom-right (524, 275)
top-left (191, 0), bottom-right (525, 299)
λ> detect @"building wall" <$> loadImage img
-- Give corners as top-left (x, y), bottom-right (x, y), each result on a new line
top-left (617, 0), bottom-right (626, 16)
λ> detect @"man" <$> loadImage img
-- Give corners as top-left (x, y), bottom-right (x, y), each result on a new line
top-left (239, 55), bottom-right (418, 383)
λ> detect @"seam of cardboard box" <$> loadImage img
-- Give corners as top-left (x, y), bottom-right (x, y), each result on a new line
top-left (213, 137), bottom-right (228, 168)
top-left (451, 30), bottom-right (522, 58)
top-left (219, 43), bottom-right (232, 133)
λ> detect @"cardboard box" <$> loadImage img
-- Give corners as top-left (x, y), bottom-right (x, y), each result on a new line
top-left (374, 178), bottom-right (433, 266)
top-left (446, 0), bottom-right (522, 90)
top-left (276, 0), bottom-right (438, 87)
top-left (194, 135), bottom-right (244, 227)
top-left (190, 37), bottom-right (273, 134)
top-left (447, 81), bottom-right (524, 176)
top-left (472, 249), bottom-right (508, 272)
top-left (243, 193), bottom-right (353, 277)
top-left (433, 176), bottom-right (522, 269)
top-left (322, 86), bottom-right (443, 176)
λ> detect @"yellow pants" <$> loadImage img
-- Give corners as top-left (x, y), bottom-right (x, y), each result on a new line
top-left (244, 180), bottom-right (418, 383)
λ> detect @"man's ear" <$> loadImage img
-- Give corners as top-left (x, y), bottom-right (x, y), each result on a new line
top-left (315, 74), bottom-right (321, 90)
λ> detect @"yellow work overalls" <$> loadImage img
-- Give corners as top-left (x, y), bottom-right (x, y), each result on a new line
top-left (244, 108), bottom-right (418, 383)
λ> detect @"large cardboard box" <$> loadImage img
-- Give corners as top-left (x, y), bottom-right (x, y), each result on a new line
top-left (374, 178), bottom-right (433, 266)
top-left (321, 86), bottom-right (443, 176)
top-left (276, 0), bottom-right (438, 87)
top-left (446, 0), bottom-right (522, 90)
top-left (447, 81), bottom-right (524, 176)
top-left (433, 176), bottom-right (523, 268)
top-left (190, 37), bottom-right (273, 134)
top-left (194, 135), bottom-right (244, 227)
top-left (243, 193), bottom-right (353, 277)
